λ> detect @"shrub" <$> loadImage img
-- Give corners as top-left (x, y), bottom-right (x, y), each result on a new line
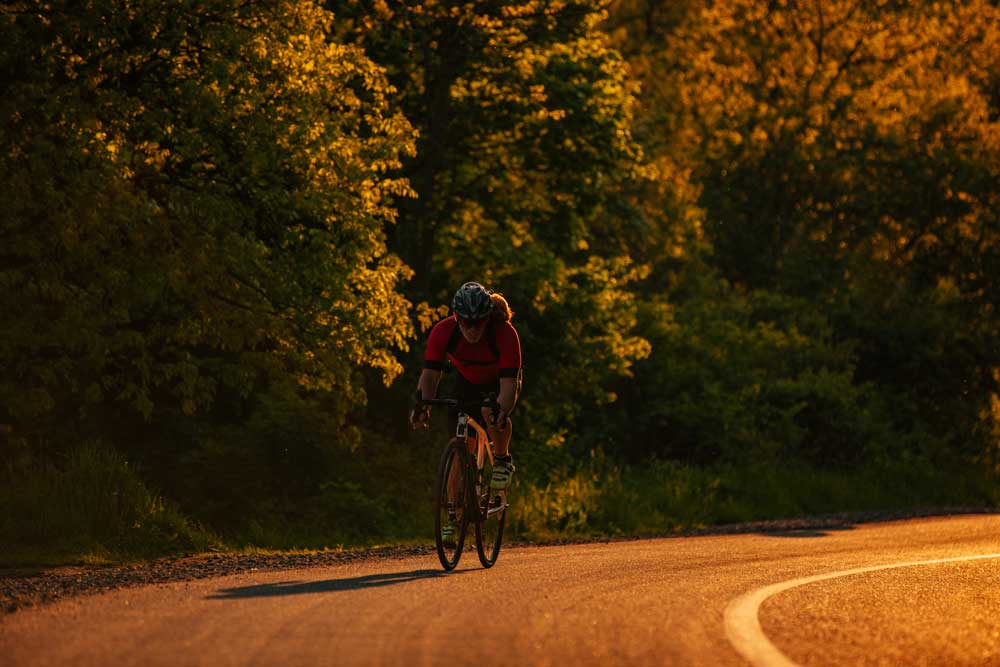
top-left (0, 443), bottom-right (218, 562)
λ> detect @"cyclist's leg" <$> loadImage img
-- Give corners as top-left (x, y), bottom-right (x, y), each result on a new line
top-left (445, 389), bottom-right (459, 438)
top-left (446, 451), bottom-right (463, 503)
top-left (477, 379), bottom-right (512, 457)
top-left (445, 373), bottom-right (479, 506)
top-left (487, 415), bottom-right (512, 456)
top-left (488, 420), bottom-right (514, 490)
top-left (478, 379), bottom-right (515, 489)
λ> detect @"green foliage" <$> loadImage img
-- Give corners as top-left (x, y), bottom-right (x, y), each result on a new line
top-left (611, 0), bottom-right (1000, 467)
top-left (213, 425), bottom-right (436, 549)
top-left (622, 269), bottom-right (897, 467)
top-left (4, 0), bottom-right (1000, 564)
top-left (510, 454), bottom-right (999, 540)
top-left (0, 442), bottom-right (218, 563)
top-left (330, 1), bottom-right (656, 475)
top-left (510, 453), bottom-right (721, 538)
top-left (1, 0), bottom-right (416, 442)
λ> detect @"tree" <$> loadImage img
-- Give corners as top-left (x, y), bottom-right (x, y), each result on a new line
top-left (611, 0), bottom-right (1000, 463)
top-left (330, 0), bottom-right (656, 464)
top-left (0, 0), bottom-right (417, 454)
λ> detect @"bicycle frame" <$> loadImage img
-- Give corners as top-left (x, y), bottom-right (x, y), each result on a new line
top-left (456, 411), bottom-right (494, 469)
top-left (418, 394), bottom-right (500, 474)
top-left (457, 411), bottom-right (507, 519)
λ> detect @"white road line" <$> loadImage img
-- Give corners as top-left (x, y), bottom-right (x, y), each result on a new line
top-left (724, 553), bottom-right (1000, 667)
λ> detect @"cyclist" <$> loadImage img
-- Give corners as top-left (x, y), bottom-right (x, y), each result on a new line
top-left (411, 281), bottom-right (522, 492)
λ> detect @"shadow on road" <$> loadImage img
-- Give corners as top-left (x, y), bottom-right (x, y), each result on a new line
top-left (758, 525), bottom-right (857, 538)
top-left (206, 569), bottom-right (464, 599)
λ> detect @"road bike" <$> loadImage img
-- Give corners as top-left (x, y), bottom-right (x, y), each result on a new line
top-left (417, 395), bottom-right (509, 571)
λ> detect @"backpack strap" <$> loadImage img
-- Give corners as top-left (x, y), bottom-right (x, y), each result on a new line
top-left (445, 320), bottom-right (462, 356)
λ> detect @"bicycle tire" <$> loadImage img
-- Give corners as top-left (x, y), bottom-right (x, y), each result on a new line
top-left (434, 439), bottom-right (471, 571)
top-left (475, 460), bottom-right (507, 568)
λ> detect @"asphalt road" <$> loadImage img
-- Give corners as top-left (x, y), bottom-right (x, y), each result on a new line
top-left (3, 514), bottom-right (1000, 666)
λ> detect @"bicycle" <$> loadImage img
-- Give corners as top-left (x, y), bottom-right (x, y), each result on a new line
top-left (417, 395), bottom-right (509, 571)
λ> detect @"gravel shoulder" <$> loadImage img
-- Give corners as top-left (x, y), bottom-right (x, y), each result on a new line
top-left (2, 507), bottom-right (995, 616)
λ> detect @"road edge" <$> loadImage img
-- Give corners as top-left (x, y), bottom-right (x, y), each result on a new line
top-left (3, 506), bottom-right (997, 616)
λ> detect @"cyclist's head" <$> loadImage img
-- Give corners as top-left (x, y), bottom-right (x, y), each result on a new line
top-left (452, 282), bottom-right (493, 342)
top-left (452, 282), bottom-right (493, 321)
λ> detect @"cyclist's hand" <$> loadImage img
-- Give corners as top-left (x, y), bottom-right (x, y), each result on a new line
top-left (410, 406), bottom-right (430, 429)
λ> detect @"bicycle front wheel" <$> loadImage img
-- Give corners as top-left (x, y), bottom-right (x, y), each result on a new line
top-left (475, 461), bottom-right (507, 568)
top-left (434, 439), bottom-right (471, 571)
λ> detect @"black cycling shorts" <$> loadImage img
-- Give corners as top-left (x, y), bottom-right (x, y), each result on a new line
top-left (445, 374), bottom-right (500, 436)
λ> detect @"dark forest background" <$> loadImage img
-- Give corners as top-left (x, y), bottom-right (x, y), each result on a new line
top-left (3, 0), bottom-right (1000, 561)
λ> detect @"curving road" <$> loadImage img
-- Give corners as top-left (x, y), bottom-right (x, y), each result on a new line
top-left (3, 514), bottom-right (1000, 666)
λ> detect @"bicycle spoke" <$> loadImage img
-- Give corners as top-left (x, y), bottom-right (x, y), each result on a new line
top-left (435, 441), bottom-right (469, 570)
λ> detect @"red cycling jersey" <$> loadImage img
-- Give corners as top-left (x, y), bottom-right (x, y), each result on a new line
top-left (424, 316), bottom-right (522, 385)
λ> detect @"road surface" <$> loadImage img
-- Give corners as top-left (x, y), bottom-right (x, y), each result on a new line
top-left (3, 514), bottom-right (1000, 666)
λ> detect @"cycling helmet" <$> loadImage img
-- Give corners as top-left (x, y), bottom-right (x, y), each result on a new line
top-left (452, 282), bottom-right (493, 320)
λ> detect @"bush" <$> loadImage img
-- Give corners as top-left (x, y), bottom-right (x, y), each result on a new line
top-left (508, 452), bottom-right (998, 540)
top-left (623, 271), bottom-right (897, 467)
top-left (0, 443), bottom-right (218, 563)
top-left (510, 453), bottom-right (722, 538)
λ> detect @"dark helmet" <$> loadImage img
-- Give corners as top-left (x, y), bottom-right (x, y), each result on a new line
top-left (452, 282), bottom-right (493, 320)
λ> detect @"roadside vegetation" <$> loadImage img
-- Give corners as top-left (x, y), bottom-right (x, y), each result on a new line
top-left (2, 0), bottom-right (999, 566)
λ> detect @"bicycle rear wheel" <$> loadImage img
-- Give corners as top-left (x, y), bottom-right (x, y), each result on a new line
top-left (434, 439), bottom-right (471, 571)
top-left (475, 460), bottom-right (507, 568)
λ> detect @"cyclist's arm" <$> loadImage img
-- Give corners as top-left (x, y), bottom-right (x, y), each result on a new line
top-left (418, 318), bottom-right (451, 402)
top-left (417, 368), bottom-right (441, 400)
top-left (496, 321), bottom-right (521, 419)
top-left (497, 377), bottom-right (517, 416)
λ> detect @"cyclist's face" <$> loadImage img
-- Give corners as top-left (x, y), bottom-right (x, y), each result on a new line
top-left (458, 317), bottom-right (487, 343)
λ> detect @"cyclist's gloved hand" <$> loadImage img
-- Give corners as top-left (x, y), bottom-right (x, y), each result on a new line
top-left (410, 405), bottom-right (430, 429)
top-left (410, 391), bottom-right (430, 429)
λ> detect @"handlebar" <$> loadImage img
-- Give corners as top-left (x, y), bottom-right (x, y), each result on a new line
top-left (413, 391), bottom-right (501, 422)
top-left (417, 395), bottom-right (499, 411)
top-left (410, 389), bottom-right (501, 428)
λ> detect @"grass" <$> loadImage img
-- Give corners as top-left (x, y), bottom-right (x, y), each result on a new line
top-left (506, 454), bottom-right (1000, 541)
top-left (0, 443), bottom-right (221, 567)
top-left (4, 442), bottom-right (997, 568)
